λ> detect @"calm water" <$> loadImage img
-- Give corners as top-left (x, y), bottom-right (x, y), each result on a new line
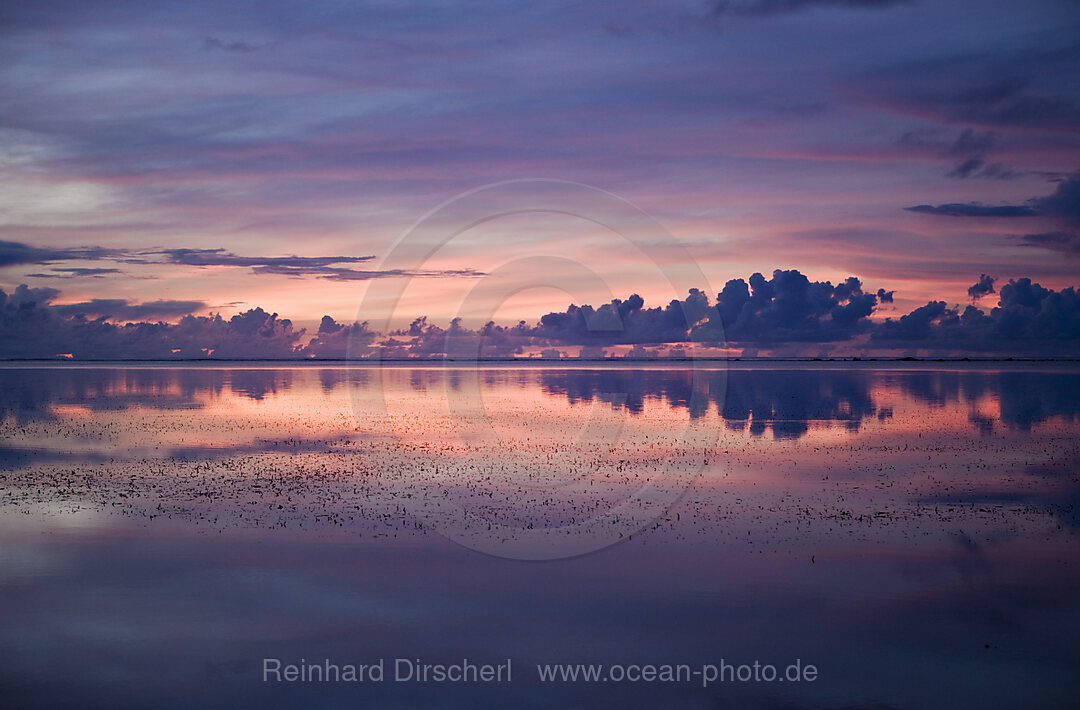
top-left (1, 363), bottom-right (1078, 708)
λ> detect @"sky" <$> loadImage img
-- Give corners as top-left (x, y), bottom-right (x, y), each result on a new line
top-left (1, 0), bottom-right (1079, 355)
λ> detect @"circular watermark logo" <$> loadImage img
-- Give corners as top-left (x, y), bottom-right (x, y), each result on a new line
top-left (348, 179), bottom-right (725, 559)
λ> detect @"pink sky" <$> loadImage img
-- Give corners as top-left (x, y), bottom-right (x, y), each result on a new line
top-left (0, 0), bottom-right (1078, 336)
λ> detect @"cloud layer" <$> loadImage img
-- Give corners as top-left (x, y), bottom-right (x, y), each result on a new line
top-left (0, 241), bottom-right (483, 282)
top-left (3, 270), bottom-right (1077, 359)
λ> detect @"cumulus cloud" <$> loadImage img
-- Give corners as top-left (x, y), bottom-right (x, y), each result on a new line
top-left (513, 271), bottom-right (890, 348)
top-left (382, 317), bottom-right (531, 359)
top-left (3, 284), bottom-right (60, 308)
top-left (0, 287), bottom-right (304, 359)
top-left (534, 290), bottom-right (708, 346)
top-left (875, 277), bottom-right (1080, 352)
top-left (967, 274), bottom-right (995, 301)
top-left (3, 271), bottom-right (1079, 359)
top-left (302, 316), bottom-right (378, 358)
top-left (171, 308), bottom-right (305, 358)
top-left (691, 271), bottom-right (884, 344)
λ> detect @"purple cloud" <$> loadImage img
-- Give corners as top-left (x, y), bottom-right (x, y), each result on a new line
top-left (3, 271), bottom-right (1080, 359)
top-left (2, 242), bottom-right (483, 282)
top-left (905, 203), bottom-right (1039, 218)
top-left (51, 299), bottom-right (208, 321)
top-left (967, 274), bottom-right (995, 301)
top-left (711, 0), bottom-right (911, 17)
top-left (0, 241), bottom-right (126, 267)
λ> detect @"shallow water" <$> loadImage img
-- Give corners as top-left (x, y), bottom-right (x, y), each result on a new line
top-left (1, 363), bottom-right (1078, 708)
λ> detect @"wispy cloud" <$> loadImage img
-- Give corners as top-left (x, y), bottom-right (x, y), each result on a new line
top-left (1018, 231), bottom-right (1079, 253)
top-left (25, 267), bottom-right (124, 279)
top-left (0, 241), bottom-right (126, 267)
top-left (250, 265), bottom-right (486, 281)
top-left (150, 247), bottom-right (377, 269)
top-left (711, 0), bottom-right (911, 17)
top-left (904, 203), bottom-right (1038, 217)
top-left (51, 298), bottom-right (208, 320)
top-left (203, 36), bottom-right (262, 52)
top-left (2, 242), bottom-right (484, 281)
top-left (906, 175), bottom-right (1080, 253)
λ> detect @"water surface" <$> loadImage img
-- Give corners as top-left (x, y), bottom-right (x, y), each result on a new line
top-left (1, 363), bottom-right (1077, 708)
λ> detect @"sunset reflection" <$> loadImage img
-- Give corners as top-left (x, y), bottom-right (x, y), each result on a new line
top-left (1, 363), bottom-right (1078, 708)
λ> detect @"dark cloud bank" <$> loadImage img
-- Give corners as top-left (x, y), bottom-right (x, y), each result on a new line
top-left (2, 269), bottom-right (1078, 359)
